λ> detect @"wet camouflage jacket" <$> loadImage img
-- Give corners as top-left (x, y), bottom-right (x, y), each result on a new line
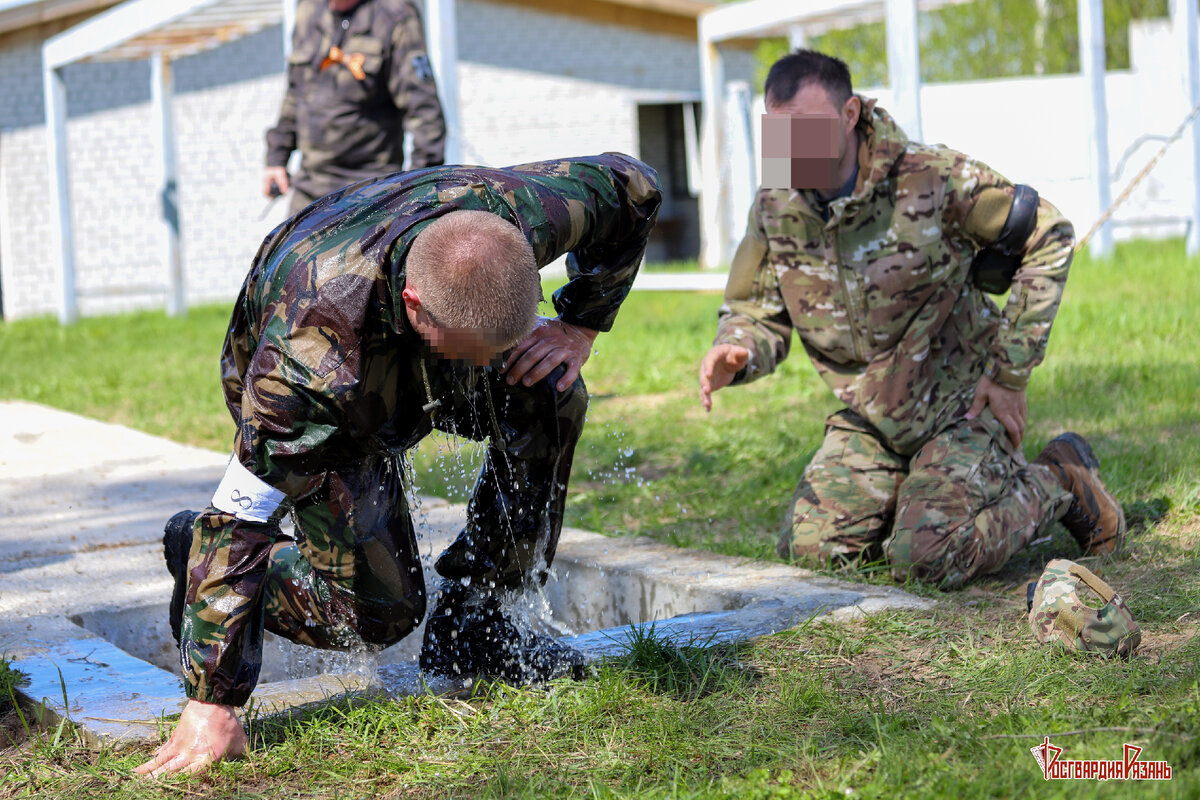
top-left (715, 98), bottom-right (1075, 455)
top-left (183, 154), bottom-right (661, 705)
top-left (265, 0), bottom-right (446, 199)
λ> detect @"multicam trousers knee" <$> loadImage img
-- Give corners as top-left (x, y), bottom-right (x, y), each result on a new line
top-left (780, 409), bottom-right (1072, 588)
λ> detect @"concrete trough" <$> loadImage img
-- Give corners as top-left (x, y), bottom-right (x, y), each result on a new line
top-left (1, 402), bottom-right (932, 748)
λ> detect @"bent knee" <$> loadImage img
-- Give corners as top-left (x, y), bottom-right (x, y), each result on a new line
top-left (784, 496), bottom-right (889, 565)
top-left (885, 520), bottom-right (984, 589)
top-left (355, 588), bottom-right (426, 647)
top-left (888, 477), bottom-right (982, 585)
top-left (555, 370), bottom-right (588, 426)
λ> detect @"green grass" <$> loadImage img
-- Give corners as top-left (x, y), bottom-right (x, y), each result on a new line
top-left (2, 239), bottom-right (1199, 798)
top-left (4, 613), bottom-right (1200, 798)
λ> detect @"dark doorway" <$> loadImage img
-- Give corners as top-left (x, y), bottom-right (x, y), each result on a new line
top-left (637, 102), bottom-right (700, 264)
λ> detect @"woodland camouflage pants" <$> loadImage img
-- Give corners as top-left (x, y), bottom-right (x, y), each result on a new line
top-left (258, 366), bottom-right (587, 651)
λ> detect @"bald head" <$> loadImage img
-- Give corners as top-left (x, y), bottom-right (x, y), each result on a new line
top-left (404, 210), bottom-right (541, 354)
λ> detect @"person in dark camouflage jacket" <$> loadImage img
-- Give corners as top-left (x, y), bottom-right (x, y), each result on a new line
top-left (136, 153), bottom-right (660, 778)
top-left (263, 0), bottom-right (447, 214)
top-left (699, 50), bottom-right (1125, 589)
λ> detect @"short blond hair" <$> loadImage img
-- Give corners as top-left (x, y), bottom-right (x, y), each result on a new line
top-left (405, 210), bottom-right (541, 349)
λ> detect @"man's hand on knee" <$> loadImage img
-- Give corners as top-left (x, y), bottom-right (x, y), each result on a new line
top-left (133, 699), bottom-right (247, 778)
top-left (698, 344), bottom-right (749, 412)
top-left (503, 317), bottom-right (597, 392)
top-left (966, 375), bottom-right (1027, 446)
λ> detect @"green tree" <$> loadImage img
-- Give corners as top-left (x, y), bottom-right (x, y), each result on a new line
top-left (751, 0), bottom-right (1169, 90)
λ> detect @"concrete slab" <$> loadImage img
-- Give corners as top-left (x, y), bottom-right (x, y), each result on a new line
top-left (1, 401), bottom-right (933, 749)
top-left (0, 401), bottom-right (228, 563)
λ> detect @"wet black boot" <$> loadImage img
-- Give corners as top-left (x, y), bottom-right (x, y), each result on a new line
top-left (163, 510), bottom-right (199, 645)
top-left (419, 580), bottom-right (585, 684)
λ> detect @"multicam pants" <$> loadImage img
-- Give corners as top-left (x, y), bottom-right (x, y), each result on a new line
top-left (257, 365), bottom-right (587, 651)
top-left (780, 409), bottom-right (1074, 588)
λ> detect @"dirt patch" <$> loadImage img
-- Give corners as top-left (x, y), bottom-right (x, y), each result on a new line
top-left (0, 707), bottom-right (30, 750)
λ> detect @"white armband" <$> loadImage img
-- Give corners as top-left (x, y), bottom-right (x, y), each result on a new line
top-left (211, 456), bottom-right (288, 523)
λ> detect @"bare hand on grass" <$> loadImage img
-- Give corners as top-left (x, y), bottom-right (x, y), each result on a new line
top-left (133, 699), bottom-right (247, 778)
top-left (698, 344), bottom-right (749, 412)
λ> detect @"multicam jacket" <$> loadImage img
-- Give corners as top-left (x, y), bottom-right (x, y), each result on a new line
top-left (265, 0), bottom-right (446, 199)
top-left (183, 154), bottom-right (661, 704)
top-left (715, 98), bottom-right (1075, 455)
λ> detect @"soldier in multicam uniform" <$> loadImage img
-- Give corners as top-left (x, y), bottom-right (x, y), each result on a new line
top-left (698, 50), bottom-right (1125, 588)
top-left (263, 0), bottom-right (446, 214)
top-left (135, 153), bottom-right (661, 777)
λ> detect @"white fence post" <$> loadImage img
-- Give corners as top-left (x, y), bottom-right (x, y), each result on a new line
top-left (1079, 0), bottom-right (1114, 258)
top-left (1172, 0), bottom-right (1200, 256)
top-left (43, 63), bottom-right (76, 325)
top-left (152, 53), bottom-right (185, 317)
top-left (698, 27), bottom-right (727, 267)
top-left (885, 0), bottom-right (923, 142)
top-left (426, 0), bottom-right (460, 164)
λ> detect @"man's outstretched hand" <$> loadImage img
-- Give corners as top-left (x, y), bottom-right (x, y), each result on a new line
top-left (134, 699), bottom-right (247, 778)
top-left (503, 317), bottom-right (598, 392)
top-left (966, 374), bottom-right (1027, 446)
top-left (698, 344), bottom-right (750, 412)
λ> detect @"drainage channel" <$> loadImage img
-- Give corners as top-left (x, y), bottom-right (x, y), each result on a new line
top-left (7, 512), bottom-right (932, 749)
top-left (1, 402), bottom-right (932, 749)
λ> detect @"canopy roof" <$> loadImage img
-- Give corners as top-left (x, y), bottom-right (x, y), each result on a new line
top-left (43, 0), bottom-right (282, 68)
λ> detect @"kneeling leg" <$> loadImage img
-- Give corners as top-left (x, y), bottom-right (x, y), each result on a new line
top-left (263, 453), bottom-right (426, 649)
top-left (782, 411), bottom-right (906, 565)
top-left (885, 412), bottom-right (1063, 588)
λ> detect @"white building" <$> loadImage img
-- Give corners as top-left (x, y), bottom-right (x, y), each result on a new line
top-left (0, 0), bottom-right (756, 320)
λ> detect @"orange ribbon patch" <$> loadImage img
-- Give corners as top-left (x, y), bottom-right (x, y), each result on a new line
top-left (320, 46), bottom-right (366, 81)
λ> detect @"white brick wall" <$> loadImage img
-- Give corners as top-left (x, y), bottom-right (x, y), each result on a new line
top-left (455, 0), bottom-right (755, 167)
top-left (0, 25), bottom-right (287, 320)
top-left (0, 3), bottom-right (754, 320)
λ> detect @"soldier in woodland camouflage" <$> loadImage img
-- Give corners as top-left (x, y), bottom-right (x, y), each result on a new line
top-left (135, 153), bottom-right (661, 778)
top-left (263, 0), bottom-right (446, 214)
top-left (698, 50), bottom-right (1125, 588)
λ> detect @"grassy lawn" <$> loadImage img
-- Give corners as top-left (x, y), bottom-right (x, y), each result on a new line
top-left (2, 240), bottom-right (1199, 798)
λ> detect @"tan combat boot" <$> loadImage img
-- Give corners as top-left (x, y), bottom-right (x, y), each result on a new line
top-left (1035, 433), bottom-right (1126, 555)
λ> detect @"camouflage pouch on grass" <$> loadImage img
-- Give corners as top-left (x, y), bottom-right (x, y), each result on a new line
top-left (1027, 558), bottom-right (1141, 659)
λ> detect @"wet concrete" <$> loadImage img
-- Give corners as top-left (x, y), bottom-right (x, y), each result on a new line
top-left (1, 401), bottom-right (932, 748)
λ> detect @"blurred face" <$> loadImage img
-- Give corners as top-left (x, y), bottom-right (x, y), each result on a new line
top-left (404, 298), bottom-right (506, 368)
top-left (420, 324), bottom-right (507, 368)
top-left (763, 82), bottom-right (861, 192)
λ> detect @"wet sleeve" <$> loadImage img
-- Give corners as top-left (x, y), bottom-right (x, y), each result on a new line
top-left (388, 3), bottom-right (446, 169)
top-left (543, 154), bottom-right (663, 333)
top-left (713, 202), bottom-right (793, 383)
top-left (947, 158), bottom-right (1075, 390)
top-left (182, 346), bottom-right (339, 706)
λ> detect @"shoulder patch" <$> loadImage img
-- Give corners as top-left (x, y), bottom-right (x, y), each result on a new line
top-left (410, 54), bottom-right (434, 82)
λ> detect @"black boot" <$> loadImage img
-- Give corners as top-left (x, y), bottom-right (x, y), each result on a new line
top-left (419, 581), bottom-right (585, 684)
top-left (163, 510), bottom-right (199, 645)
